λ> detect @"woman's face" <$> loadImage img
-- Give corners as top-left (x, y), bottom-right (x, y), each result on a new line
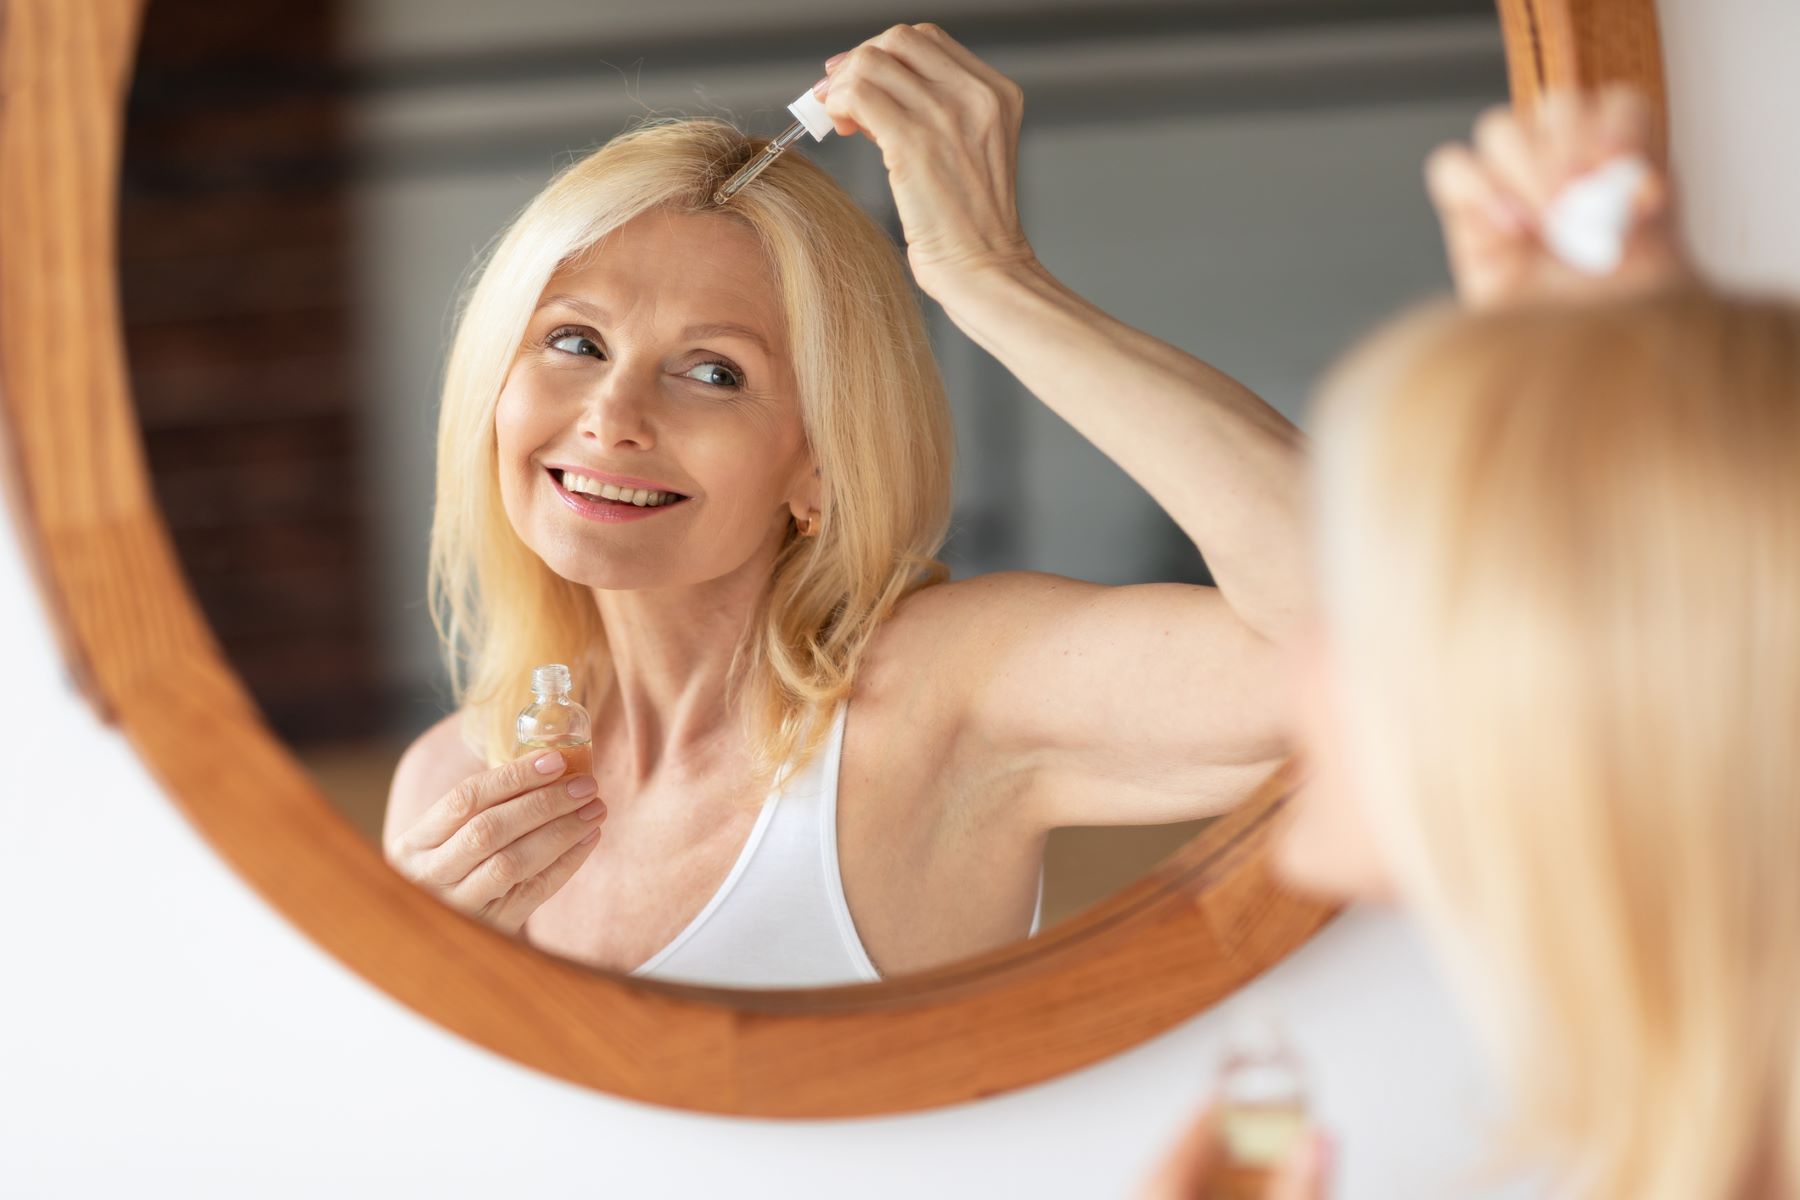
top-left (1274, 618), bottom-right (1400, 903)
top-left (495, 209), bottom-right (815, 591)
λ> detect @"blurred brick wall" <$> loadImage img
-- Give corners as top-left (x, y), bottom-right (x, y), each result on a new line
top-left (120, 0), bottom-right (381, 742)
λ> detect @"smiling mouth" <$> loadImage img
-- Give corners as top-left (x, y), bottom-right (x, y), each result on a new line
top-left (548, 468), bottom-right (691, 509)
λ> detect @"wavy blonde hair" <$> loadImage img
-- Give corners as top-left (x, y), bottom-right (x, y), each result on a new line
top-left (1312, 287), bottom-right (1800, 1199)
top-left (428, 119), bottom-right (952, 787)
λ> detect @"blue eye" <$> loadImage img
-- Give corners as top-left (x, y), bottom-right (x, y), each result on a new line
top-left (684, 360), bottom-right (743, 389)
top-left (547, 327), bottom-right (602, 358)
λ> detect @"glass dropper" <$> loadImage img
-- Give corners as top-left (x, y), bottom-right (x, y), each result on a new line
top-left (714, 120), bottom-right (811, 205)
top-left (713, 85), bottom-right (835, 206)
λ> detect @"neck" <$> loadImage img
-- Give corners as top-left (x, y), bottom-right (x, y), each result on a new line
top-left (588, 531), bottom-right (785, 785)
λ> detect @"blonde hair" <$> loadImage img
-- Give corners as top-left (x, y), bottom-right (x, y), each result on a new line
top-left (428, 119), bottom-right (952, 787)
top-left (1312, 287), bottom-right (1800, 1199)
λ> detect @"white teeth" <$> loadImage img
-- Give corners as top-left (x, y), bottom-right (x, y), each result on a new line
top-left (559, 471), bottom-right (679, 507)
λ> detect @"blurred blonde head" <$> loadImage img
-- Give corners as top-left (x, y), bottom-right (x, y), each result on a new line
top-left (429, 119), bottom-right (952, 786)
top-left (1309, 287), bottom-right (1800, 1199)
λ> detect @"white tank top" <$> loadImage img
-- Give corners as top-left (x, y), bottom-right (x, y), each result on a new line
top-left (631, 698), bottom-right (1045, 988)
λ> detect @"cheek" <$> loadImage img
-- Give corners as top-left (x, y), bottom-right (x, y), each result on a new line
top-left (692, 409), bottom-right (806, 509)
top-left (491, 376), bottom-right (558, 530)
top-left (493, 374), bottom-right (540, 459)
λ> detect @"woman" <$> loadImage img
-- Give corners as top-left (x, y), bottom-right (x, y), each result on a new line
top-left (382, 24), bottom-right (1304, 986)
top-left (1148, 92), bottom-right (1798, 1199)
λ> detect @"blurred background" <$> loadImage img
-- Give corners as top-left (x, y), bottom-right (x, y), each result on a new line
top-left (118, 0), bottom-right (1504, 930)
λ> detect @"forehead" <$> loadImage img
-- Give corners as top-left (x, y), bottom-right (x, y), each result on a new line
top-left (547, 209), bottom-right (783, 335)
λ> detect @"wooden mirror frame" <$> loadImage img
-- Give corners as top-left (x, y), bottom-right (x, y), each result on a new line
top-left (0, 0), bottom-right (1664, 1117)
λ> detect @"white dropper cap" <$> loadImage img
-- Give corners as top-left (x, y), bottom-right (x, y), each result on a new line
top-left (1543, 155), bottom-right (1652, 276)
top-left (787, 87), bottom-right (835, 142)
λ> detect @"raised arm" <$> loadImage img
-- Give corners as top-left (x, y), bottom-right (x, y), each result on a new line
top-left (820, 25), bottom-right (1308, 649)
top-left (819, 26), bottom-right (1307, 831)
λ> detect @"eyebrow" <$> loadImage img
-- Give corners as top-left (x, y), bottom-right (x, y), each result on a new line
top-left (536, 293), bottom-right (773, 354)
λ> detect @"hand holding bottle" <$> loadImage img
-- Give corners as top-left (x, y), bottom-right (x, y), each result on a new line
top-left (384, 749), bottom-right (605, 936)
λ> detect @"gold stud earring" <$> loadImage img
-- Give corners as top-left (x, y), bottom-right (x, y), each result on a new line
top-left (799, 511), bottom-right (820, 537)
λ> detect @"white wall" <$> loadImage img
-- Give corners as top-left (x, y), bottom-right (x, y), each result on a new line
top-left (5, 0), bottom-right (1794, 1195)
top-left (1656, 0), bottom-right (1800, 291)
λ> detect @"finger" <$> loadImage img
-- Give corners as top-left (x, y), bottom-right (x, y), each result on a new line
top-left (911, 22), bottom-right (1021, 102)
top-left (1266, 1130), bottom-right (1332, 1200)
top-left (1473, 103), bottom-right (1555, 214)
top-left (1593, 83), bottom-right (1658, 163)
top-left (1136, 1105), bottom-right (1223, 1200)
top-left (880, 22), bottom-right (1022, 120)
top-left (1535, 86), bottom-right (1592, 189)
top-left (1588, 85), bottom-right (1670, 224)
top-left (1425, 141), bottom-right (1531, 239)
top-left (450, 797), bottom-right (606, 907)
top-left (811, 74), bottom-right (865, 138)
top-left (819, 28), bottom-right (946, 138)
top-left (866, 22), bottom-right (973, 86)
top-left (884, 23), bottom-right (1021, 132)
top-left (428, 775), bottom-right (604, 889)
top-left (483, 825), bottom-right (601, 931)
top-left (827, 23), bottom-right (1003, 92)
top-left (821, 48), bottom-right (929, 141)
top-left (403, 749), bottom-right (569, 851)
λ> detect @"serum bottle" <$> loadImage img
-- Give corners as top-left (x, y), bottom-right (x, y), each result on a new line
top-left (513, 663), bottom-right (593, 778)
top-left (1210, 1012), bottom-right (1309, 1199)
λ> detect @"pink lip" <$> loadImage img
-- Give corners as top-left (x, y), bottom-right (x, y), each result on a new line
top-left (547, 469), bottom-right (691, 524)
top-left (543, 463), bottom-right (688, 496)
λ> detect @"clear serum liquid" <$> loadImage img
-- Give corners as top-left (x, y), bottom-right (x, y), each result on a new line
top-left (1209, 1014), bottom-right (1308, 1199)
top-left (513, 663), bottom-right (593, 779)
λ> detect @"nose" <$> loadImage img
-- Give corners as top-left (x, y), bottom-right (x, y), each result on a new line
top-left (576, 361), bottom-right (656, 452)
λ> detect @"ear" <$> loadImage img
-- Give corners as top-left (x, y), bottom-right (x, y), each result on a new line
top-left (786, 458), bottom-right (823, 527)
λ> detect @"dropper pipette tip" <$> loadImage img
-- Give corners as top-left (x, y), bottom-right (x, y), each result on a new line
top-left (713, 118), bottom-right (811, 206)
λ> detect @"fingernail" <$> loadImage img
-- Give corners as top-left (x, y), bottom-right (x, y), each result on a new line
top-left (577, 797), bottom-right (606, 820)
top-left (566, 774), bottom-right (598, 799)
top-left (578, 827), bottom-right (601, 845)
top-left (825, 51), bottom-right (847, 69)
top-left (533, 751), bottom-right (564, 774)
top-left (812, 75), bottom-right (830, 98)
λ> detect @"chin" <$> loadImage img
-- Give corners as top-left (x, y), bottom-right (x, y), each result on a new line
top-left (537, 543), bottom-right (676, 591)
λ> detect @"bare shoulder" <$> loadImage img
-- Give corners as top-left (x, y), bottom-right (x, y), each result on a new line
top-left (883, 570), bottom-right (1098, 653)
top-left (382, 710), bottom-right (487, 851)
top-left (855, 571), bottom-right (1102, 757)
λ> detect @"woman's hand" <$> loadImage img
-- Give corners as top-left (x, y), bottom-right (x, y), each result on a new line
top-left (383, 750), bottom-right (606, 936)
top-left (816, 23), bottom-right (1038, 301)
top-left (1424, 85), bottom-right (1693, 309)
top-left (1137, 1105), bottom-right (1330, 1200)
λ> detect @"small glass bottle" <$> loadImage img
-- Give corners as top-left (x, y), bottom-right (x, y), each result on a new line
top-left (1209, 1011), bottom-right (1309, 1200)
top-left (513, 663), bottom-right (593, 780)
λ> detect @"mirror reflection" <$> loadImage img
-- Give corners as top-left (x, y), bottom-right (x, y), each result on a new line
top-left (120, 0), bottom-right (1505, 986)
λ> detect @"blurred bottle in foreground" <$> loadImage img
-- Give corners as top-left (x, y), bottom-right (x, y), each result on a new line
top-left (1209, 1011), bottom-right (1309, 1199)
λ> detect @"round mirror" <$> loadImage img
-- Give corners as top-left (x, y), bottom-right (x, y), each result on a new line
top-left (0, 0), bottom-right (1665, 1114)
